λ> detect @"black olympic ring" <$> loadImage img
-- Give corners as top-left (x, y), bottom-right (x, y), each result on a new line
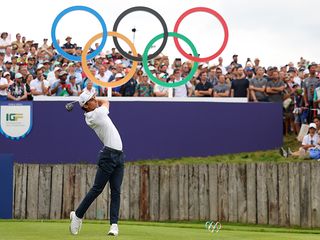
top-left (112, 6), bottom-right (169, 62)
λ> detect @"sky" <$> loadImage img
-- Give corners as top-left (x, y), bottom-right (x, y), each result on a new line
top-left (2, 0), bottom-right (319, 67)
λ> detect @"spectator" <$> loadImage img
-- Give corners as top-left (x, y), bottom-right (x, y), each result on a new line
top-left (111, 73), bottom-right (123, 97)
top-left (4, 46), bottom-right (12, 63)
top-left (0, 32), bottom-right (11, 54)
top-left (153, 73), bottom-right (169, 97)
top-left (213, 75), bottom-right (230, 97)
top-left (0, 68), bottom-right (8, 100)
top-left (313, 117), bottom-right (320, 134)
top-left (67, 62), bottom-right (82, 85)
top-left (63, 36), bottom-right (75, 54)
top-left (69, 75), bottom-right (81, 96)
top-left (40, 38), bottom-right (49, 50)
top-left (288, 123), bottom-right (319, 158)
top-left (134, 74), bottom-right (154, 97)
top-left (207, 66), bottom-right (218, 86)
top-left (230, 54), bottom-right (239, 68)
top-left (27, 56), bottom-right (36, 77)
top-left (3, 61), bottom-right (14, 79)
top-left (11, 56), bottom-right (19, 73)
top-left (217, 57), bottom-right (227, 75)
top-left (82, 68), bottom-right (102, 96)
top-left (172, 69), bottom-right (192, 97)
top-left (293, 87), bottom-right (307, 133)
top-left (266, 70), bottom-right (286, 103)
top-left (119, 76), bottom-right (137, 97)
top-left (51, 71), bottom-right (72, 96)
top-left (3, 71), bottom-right (13, 86)
top-left (250, 67), bottom-right (268, 102)
top-left (82, 80), bottom-right (97, 95)
top-left (245, 67), bottom-right (255, 82)
top-left (231, 66), bottom-right (249, 98)
top-left (25, 74), bottom-right (33, 101)
top-left (95, 65), bottom-right (111, 83)
top-left (7, 73), bottom-right (27, 101)
top-left (30, 69), bottom-right (50, 96)
top-left (11, 33), bottom-right (24, 51)
top-left (195, 72), bottom-right (213, 97)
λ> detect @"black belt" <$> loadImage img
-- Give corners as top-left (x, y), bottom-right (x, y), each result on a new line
top-left (103, 146), bottom-right (123, 154)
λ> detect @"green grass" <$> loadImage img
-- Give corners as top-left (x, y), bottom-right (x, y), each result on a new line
top-left (127, 135), bottom-right (303, 166)
top-left (0, 220), bottom-right (320, 240)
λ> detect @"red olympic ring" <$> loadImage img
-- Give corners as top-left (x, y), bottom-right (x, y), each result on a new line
top-left (173, 7), bottom-right (229, 62)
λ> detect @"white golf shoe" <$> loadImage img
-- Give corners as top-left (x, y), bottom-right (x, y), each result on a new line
top-left (69, 211), bottom-right (82, 235)
top-left (108, 224), bottom-right (119, 236)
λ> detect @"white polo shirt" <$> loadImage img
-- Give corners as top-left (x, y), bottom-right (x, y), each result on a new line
top-left (85, 106), bottom-right (123, 151)
top-left (30, 78), bottom-right (50, 95)
top-left (0, 77), bottom-right (8, 96)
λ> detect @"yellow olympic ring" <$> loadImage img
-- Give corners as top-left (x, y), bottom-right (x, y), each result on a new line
top-left (81, 32), bottom-right (138, 88)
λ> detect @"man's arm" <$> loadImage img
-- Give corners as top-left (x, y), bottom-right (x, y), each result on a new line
top-left (97, 98), bottom-right (109, 110)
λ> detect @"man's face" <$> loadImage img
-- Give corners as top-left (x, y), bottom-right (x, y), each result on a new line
top-left (218, 75), bottom-right (225, 84)
top-left (309, 66), bottom-right (317, 75)
top-left (5, 63), bottom-right (11, 69)
top-left (310, 128), bottom-right (316, 135)
top-left (60, 74), bottom-right (67, 82)
top-left (237, 68), bottom-right (244, 76)
top-left (37, 70), bottom-right (43, 79)
top-left (201, 73), bottom-right (207, 81)
top-left (174, 70), bottom-right (181, 78)
top-left (246, 70), bottom-right (254, 78)
top-left (256, 68), bottom-right (264, 76)
top-left (84, 97), bottom-right (98, 112)
top-left (99, 66), bottom-right (105, 74)
top-left (272, 71), bottom-right (279, 81)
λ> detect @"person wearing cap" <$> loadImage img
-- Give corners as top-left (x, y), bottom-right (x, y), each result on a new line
top-left (47, 67), bottom-right (61, 87)
top-left (230, 54), bottom-right (238, 68)
top-left (134, 73), bottom-right (154, 97)
top-left (119, 74), bottom-right (137, 97)
top-left (51, 71), bottom-right (72, 96)
top-left (63, 36), bottom-right (75, 54)
top-left (11, 33), bottom-right (24, 52)
top-left (67, 62), bottom-right (82, 85)
top-left (0, 32), bottom-right (11, 54)
top-left (303, 64), bottom-right (320, 122)
top-left (69, 92), bottom-right (124, 237)
top-left (284, 123), bottom-right (320, 158)
top-left (250, 67), bottom-right (268, 102)
top-left (40, 38), bottom-right (49, 50)
top-left (0, 68), bottom-right (9, 100)
top-left (195, 72), bottom-right (213, 97)
top-left (11, 55), bottom-right (19, 73)
top-left (27, 56), bottom-right (36, 77)
top-left (30, 68), bottom-right (50, 96)
top-left (111, 73), bottom-right (124, 97)
top-left (3, 60), bottom-right (14, 79)
top-left (7, 73), bottom-right (27, 101)
top-left (69, 75), bottom-right (81, 96)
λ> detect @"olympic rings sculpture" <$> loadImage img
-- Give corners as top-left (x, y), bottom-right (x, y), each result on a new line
top-left (51, 5), bottom-right (229, 88)
top-left (205, 221), bottom-right (222, 233)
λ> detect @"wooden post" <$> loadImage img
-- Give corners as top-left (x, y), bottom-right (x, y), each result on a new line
top-left (50, 165), bottom-right (63, 219)
top-left (311, 162), bottom-right (320, 227)
top-left (169, 165), bottom-right (179, 221)
top-left (188, 164), bottom-right (199, 220)
top-left (149, 165), bottom-right (160, 221)
top-left (267, 164), bottom-right (279, 226)
top-left (256, 163), bottom-right (268, 224)
top-left (26, 164), bottom-right (39, 219)
top-left (218, 164), bottom-right (228, 221)
top-left (139, 165), bottom-right (150, 220)
top-left (237, 164), bottom-right (247, 223)
top-left (208, 164), bottom-right (218, 221)
top-left (289, 163), bottom-right (301, 226)
top-left (38, 165), bottom-right (52, 219)
top-left (278, 163), bottom-right (290, 226)
top-left (300, 162), bottom-right (311, 228)
top-left (159, 166), bottom-right (170, 221)
top-left (178, 164), bottom-right (188, 221)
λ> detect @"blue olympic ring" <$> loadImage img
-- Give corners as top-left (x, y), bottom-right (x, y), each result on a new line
top-left (51, 5), bottom-right (108, 62)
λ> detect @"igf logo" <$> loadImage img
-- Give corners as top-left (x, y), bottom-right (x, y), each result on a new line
top-left (6, 113), bottom-right (23, 122)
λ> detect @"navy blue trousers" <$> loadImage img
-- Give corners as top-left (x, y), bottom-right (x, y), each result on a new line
top-left (76, 146), bottom-right (124, 224)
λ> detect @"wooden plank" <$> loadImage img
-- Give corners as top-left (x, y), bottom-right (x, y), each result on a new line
top-left (278, 163), bottom-right (290, 226)
top-left (188, 164), bottom-right (199, 220)
top-left (289, 163), bottom-right (300, 226)
top-left (26, 164), bottom-right (39, 219)
top-left (38, 165), bottom-right (52, 219)
top-left (237, 164), bottom-right (247, 223)
top-left (50, 165), bottom-right (63, 219)
top-left (228, 164), bottom-right (238, 222)
top-left (178, 165), bottom-right (188, 221)
top-left (74, 165), bottom-right (87, 210)
top-left (159, 166), bottom-right (170, 221)
top-left (300, 162), bottom-right (311, 228)
top-left (129, 165), bottom-right (140, 220)
top-left (62, 165), bottom-right (76, 219)
top-left (256, 163), bottom-right (268, 224)
top-left (169, 165), bottom-right (179, 221)
top-left (267, 164), bottom-right (278, 225)
top-left (14, 164), bottom-right (25, 219)
top-left (199, 164), bottom-right (209, 221)
top-left (149, 165), bottom-right (159, 221)
top-left (86, 165), bottom-right (97, 219)
top-left (246, 163), bottom-right (256, 224)
top-left (208, 164), bottom-right (218, 221)
top-left (311, 162), bottom-right (320, 227)
top-left (120, 165), bottom-right (130, 220)
top-left (139, 165), bottom-right (150, 220)
top-left (218, 163), bottom-right (228, 221)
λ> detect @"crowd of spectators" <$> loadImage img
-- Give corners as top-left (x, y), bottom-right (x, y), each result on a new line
top-left (1, 32), bottom-right (320, 136)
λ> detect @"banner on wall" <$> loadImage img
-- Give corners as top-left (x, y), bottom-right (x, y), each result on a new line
top-left (0, 102), bottom-right (33, 140)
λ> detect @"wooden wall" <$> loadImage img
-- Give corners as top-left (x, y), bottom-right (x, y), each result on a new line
top-left (13, 162), bottom-right (320, 227)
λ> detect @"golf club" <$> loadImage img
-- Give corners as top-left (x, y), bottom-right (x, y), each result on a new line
top-left (65, 101), bottom-right (78, 112)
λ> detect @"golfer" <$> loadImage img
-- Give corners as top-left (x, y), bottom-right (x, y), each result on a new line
top-left (70, 91), bottom-right (124, 236)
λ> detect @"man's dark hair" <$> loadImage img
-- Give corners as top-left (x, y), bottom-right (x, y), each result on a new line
top-left (308, 64), bottom-right (317, 70)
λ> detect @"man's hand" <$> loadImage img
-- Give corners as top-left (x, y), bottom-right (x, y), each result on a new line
top-left (97, 98), bottom-right (110, 109)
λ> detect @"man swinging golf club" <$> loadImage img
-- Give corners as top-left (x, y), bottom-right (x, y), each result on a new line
top-left (69, 91), bottom-right (124, 236)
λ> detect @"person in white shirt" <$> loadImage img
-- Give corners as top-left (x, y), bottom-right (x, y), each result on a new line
top-left (47, 67), bottom-right (61, 88)
top-left (0, 32), bottom-right (11, 54)
top-left (0, 68), bottom-right (9, 100)
top-left (95, 65), bottom-right (112, 83)
top-left (286, 123), bottom-right (320, 158)
top-left (172, 69), bottom-right (192, 97)
top-left (30, 69), bottom-right (50, 96)
top-left (69, 92), bottom-right (124, 237)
